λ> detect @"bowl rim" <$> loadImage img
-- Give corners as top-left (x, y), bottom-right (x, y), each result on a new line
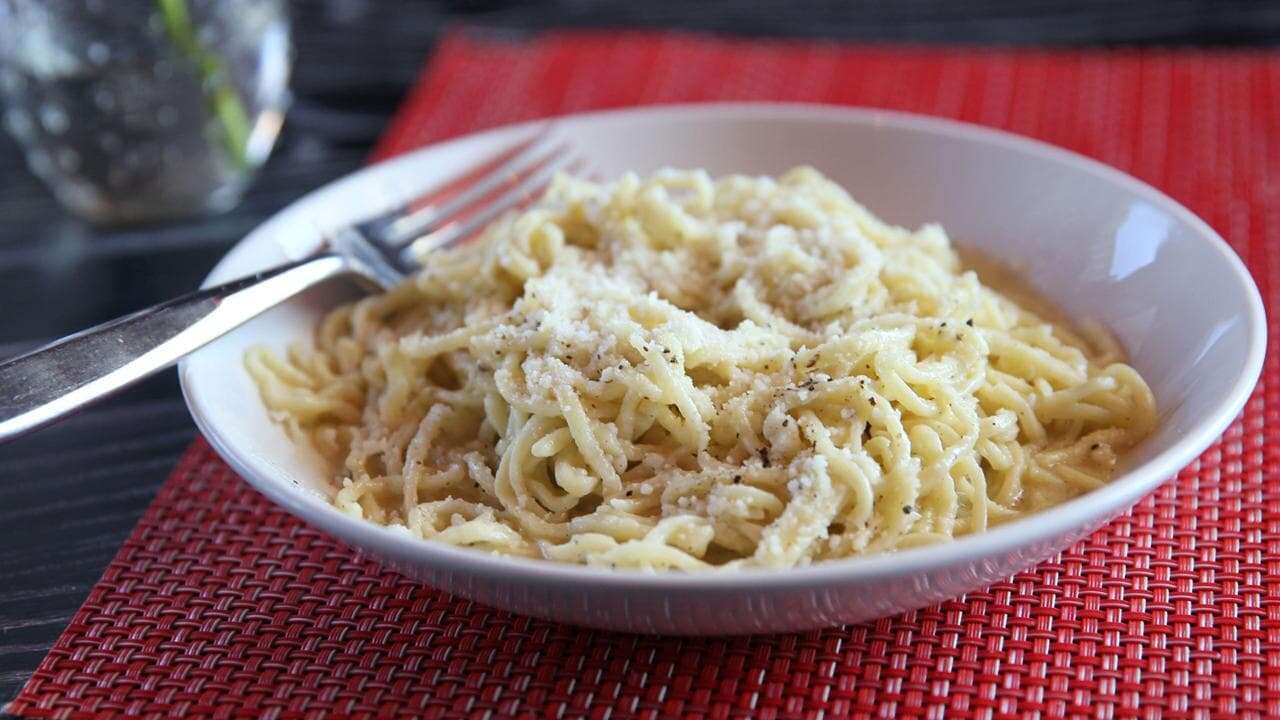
top-left (181, 101), bottom-right (1267, 591)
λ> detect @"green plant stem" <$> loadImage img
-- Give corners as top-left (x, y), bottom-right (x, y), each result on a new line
top-left (156, 0), bottom-right (251, 167)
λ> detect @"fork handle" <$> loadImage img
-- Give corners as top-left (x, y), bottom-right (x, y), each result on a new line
top-left (0, 254), bottom-right (350, 443)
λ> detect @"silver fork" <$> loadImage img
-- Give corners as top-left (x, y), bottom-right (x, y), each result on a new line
top-left (0, 131), bottom-right (576, 442)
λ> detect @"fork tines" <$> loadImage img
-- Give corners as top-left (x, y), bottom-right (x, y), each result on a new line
top-left (355, 128), bottom-right (579, 267)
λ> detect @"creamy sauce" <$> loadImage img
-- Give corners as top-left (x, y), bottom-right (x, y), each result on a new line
top-left (958, 245), bottom-right (1121, 363)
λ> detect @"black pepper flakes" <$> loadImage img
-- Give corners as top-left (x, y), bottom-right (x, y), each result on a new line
top-left (758, 447), bottom-right (771, 468)
top-left (733, 474), bottom-right (742, 484)
top-left (903, 505), bottom-right (912, 514)
top-left (782, 418), bottom-right (790, 427)
top-left (869, 397), bottom-right (877, 406)
top-left (966, 318), bottom-right (974, 327)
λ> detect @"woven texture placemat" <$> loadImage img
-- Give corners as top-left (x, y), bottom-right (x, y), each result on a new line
top-left (9, 31), bottom-right (1279, 719)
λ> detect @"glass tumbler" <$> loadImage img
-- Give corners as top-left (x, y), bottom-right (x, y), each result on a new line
top-left (0, 0), bottom-right (290, 224)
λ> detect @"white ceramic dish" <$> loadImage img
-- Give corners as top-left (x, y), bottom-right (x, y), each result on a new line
top-left (180, 103), bottom-right (1265, 635)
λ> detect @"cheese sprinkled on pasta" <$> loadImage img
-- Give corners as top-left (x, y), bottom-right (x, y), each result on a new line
top-left (247, 167), bottom-right (1155, 570)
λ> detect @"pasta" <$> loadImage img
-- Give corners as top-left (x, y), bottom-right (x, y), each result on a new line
top-left (246, 166), bottom-right (1156, 570)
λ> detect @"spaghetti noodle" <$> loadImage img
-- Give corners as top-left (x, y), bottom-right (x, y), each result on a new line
top-left (247, 167), bottom-right (1156, 570)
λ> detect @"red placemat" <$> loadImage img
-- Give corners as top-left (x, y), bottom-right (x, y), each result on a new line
top-left (9, 31), bottom-right (1280, 719)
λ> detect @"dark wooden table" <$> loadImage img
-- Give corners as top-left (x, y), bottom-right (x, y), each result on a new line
top-left (1, 0), bottom-right (1276, 708)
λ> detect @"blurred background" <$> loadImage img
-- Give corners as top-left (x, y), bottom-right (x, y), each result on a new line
top-left (1, 0), bottom-right (1278, 706)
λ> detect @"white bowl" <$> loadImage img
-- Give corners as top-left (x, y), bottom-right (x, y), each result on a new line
top-left (180, 103), bottom-right (1265, 635)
